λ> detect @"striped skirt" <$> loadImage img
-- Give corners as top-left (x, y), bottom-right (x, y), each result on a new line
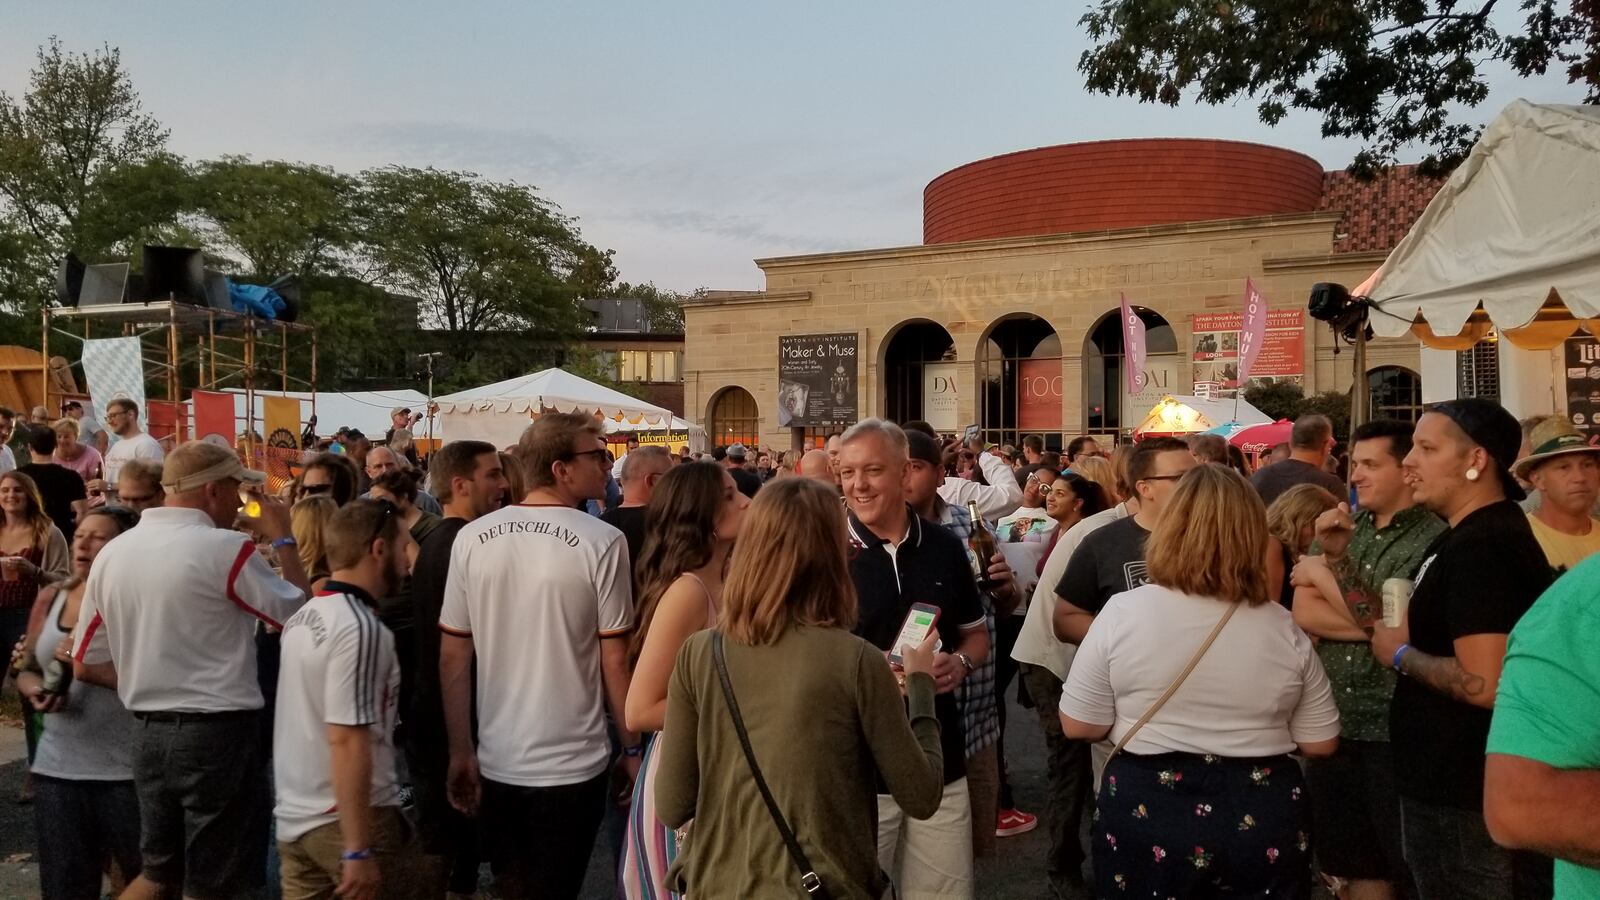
top-left (619, 733), bottom-right (685, 900)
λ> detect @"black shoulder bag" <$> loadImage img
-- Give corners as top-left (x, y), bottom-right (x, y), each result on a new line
top-left (711, 631), bottom-right (831, 899)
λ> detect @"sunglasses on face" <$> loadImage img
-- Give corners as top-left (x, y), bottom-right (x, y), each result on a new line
top-left (560, 449), bottom-right (612, 465)
top-left (300, 483), bottom-right (333, 496)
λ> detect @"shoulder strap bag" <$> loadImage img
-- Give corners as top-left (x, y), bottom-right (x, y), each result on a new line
top-left (712, 631), bottom-right (832, 899)
top-left (1097, 600), bottom-right (1242, 791)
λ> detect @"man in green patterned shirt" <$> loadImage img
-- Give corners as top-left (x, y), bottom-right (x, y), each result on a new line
top-left (1291, 419), bottom-right (1445, 900)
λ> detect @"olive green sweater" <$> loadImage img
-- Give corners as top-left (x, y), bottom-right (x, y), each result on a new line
top-left (656, 625), bottom-right (944, 899)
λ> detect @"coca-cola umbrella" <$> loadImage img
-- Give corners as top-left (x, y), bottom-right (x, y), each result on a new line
top-left (1229, 420), bottom-right (1294, 456)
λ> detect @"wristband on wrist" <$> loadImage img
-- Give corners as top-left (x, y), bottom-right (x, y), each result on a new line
top-left (621, 744), bottom-right (644, 758)
top-left (340, 848), bottom-right (374, 861)
top-left (271, 537), bottom-right (298, 550)
top-left (1392, 643), bottom-right (1412, 672)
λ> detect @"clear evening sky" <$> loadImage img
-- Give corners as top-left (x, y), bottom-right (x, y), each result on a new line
top-left (0, 1), bottom-right (1579, 291)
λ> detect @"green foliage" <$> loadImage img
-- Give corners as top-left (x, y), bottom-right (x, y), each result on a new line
top-left (1078, 0), bottom-right (1599, 173)
top-left (1243, 381), bottom-right (1354, 440)
top-left (610, 281), bottom-right (693, 334)
top-left (191, 157), bottom-right (358, 278)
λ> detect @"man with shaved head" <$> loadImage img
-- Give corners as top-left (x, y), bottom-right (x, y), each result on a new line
top-left (799, 448), bottom-right (835, 486)
top-left (363, 445), bottom-right (442, 514)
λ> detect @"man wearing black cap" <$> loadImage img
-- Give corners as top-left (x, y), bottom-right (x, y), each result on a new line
top-left (1370, 398), bottom-right (1553, 900)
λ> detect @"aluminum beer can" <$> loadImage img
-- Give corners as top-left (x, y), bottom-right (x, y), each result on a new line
top-left (1381, 577), bottom-right (1413, 628)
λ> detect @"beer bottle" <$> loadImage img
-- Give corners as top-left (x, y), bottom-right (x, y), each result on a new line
top-left (966, 500), bottom-right (998, 591)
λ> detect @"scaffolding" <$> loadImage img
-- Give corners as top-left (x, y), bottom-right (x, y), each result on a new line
top-left (41, 300), bottom-right (317, 471)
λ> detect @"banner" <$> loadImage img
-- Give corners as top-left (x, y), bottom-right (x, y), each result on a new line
top-left (1564, 336), bottom-right (1600, 434)
top-left (1018, 359), bottom-right (1063, 432)
top-left (1238, 278), bottom-right (1267, 382)
top-left (1191, 308), bottom-right (1305, 397)
top-left (1119, 293), bottom-right (1146, 395)
top-left (922, 362), bottom-right (959, 432)
top-left (777, 332), bottom-right (858, 427)
top-left (80, 337), bottom-right (145, 433)
top-left (263, 395), bottom-right (302, 490)
top-left (1124, 357), bottom-right (1183, 419)
top-left (192, 391), bottom-right (235, 448)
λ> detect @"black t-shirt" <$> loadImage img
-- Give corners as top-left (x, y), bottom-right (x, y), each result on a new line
top-left (1390, 500), bottom-right (1551, 809)
top-left (600, 504), bottom-right (648, 569)
top-left (1250, 458), bottom-right (1347, 507)
top-left (409, 516), bottom-right (469, 754)
top-left (18, 462), bottom-right (85, 542)
top-left (847, 508), bottom-right (986, 784)
top-left (729, 466), bottom-right (762, 499)
top-left (1054, 515), bottom-right (1151, 614)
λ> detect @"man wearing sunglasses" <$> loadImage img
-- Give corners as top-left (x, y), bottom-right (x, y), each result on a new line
top-left (438, 413), bottom-right (638, 898)
top-left (71, 441), bottom-right (311, 900)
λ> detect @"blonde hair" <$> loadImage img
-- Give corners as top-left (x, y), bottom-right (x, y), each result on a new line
top-left (389, 428), bottom-right (414, 454)
top-left (1069, 455), bottom-right (1118, 505)
top-left (1266, 483), bottom-right (1341, 558)
top-left (51, 417), bottom-right (80, 439)
top-left (290, 496), bottom-right (338, 580)
top-left (1145, 465), bottom-right (1272, 605)
top-left (719, 478), bottom-right (857, 645)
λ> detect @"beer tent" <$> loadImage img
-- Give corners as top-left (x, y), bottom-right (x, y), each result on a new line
top-left (435, 368), bottom-right (673, 449)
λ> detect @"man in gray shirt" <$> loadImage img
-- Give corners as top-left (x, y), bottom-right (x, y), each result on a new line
top-left (1250, 414), bottom-right (1346, 505)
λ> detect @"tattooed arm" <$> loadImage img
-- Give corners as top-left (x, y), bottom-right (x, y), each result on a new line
top-left (1397, 634), bottom-right (1508, 710)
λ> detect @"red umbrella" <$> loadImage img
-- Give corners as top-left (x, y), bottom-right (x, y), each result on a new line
top-left (1229, 420), bottom-right (1294, 455)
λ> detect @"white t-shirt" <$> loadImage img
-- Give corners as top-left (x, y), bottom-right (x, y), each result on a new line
top-left (996, 506), bottom-right (1058, 544)
top-left (1012, 502), bottom-right (1129, 679)
top-left (439, 504), bottom-right (633, 787)
top-left (0, 445), bottom-right (13, 475)
top-left (73, 507), bottom-right (307, 712)
top-left (1060, 582), bottom-right (1341, 757)
top-left (273, 586), bottom-right (401, 842)
top-left (103, 432), bottom-right (163, 485)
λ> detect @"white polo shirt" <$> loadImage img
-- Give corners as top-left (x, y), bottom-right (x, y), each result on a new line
top-left (439, 504), bottom-right (633, 787)
top-left (273, 584), bottom-right (401, 843)
top-left (103, 431), bottom-right (163, 486)
top-left (73, 506), bottom-right (307, 713)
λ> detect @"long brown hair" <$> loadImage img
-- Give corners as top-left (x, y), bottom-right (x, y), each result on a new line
top-left (0, 471), bottom-right (54, 549)
top-left (1145, 465), bottom-right (1272, 606)
top-left (628, 462), bottom-right (727, 668)
top-left (719, 478), bottom-right (857, 645)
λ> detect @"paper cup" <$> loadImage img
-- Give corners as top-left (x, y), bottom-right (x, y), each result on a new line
top-left (1381, 577), bottom-right (1413, 628)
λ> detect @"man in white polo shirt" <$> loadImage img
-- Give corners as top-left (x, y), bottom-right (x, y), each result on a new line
top-left (439, 412), bottom-right (637, 900)
top-left (274, 498), bottom-right (413, 900)
top-left (72, 440), bottom-right (310, 900)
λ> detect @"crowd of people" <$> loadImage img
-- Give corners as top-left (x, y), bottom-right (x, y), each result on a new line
top-left (1, 396), bottom-right (1598, 899)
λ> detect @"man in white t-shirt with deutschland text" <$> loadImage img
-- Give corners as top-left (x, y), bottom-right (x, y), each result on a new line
top-left (439, 412), bottom-right (638, 899)
top-left (72, 441), bottom-right (310, 900)
top-left (102, 398), bottom-right (164, 487)
top-left (274, 498), bottom-right (415, 900)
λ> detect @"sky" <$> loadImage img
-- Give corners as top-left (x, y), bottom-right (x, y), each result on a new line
top-left (1, 1), bottom-right (1582, 292)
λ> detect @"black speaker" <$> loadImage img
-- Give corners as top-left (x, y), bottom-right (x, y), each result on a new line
top-left (1308, 282), bottom-right (1353, 322)
top-left (267, 275), bottom-right (301, 323)
top-left (56, 253), bottom-right (86, 307)
top-left (79, 263), bottom-right (130, 306)
top-left (141, 245), bottom-right (206, 304)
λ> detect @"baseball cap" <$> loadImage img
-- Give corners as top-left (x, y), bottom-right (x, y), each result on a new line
top-left (906, 430), bottom-right (943, 467)
top-left (161, 441), bottom-right (267, 493)
top-left (726, 442), bottom-right (748, 459)
top-left (1427, 398), bottom-right (1526, 501)
top-left (391, 406), bottom-right (411, 418)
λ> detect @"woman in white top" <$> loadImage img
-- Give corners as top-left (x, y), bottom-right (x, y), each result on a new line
top-left (1060, 464), bottom-right (1340, 899)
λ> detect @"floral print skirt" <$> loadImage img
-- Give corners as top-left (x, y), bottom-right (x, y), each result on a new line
top-left (1094, 751), bottom-right (1312, 899)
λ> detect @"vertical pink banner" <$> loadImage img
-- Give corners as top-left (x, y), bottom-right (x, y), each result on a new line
top-left (1238, 277), bottom-right (1267, 382)
top-left (1120, 292), bottom-right (1147, 395)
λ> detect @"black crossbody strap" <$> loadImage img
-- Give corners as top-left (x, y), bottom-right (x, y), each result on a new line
top-left (712, 631), bottom-right (830, 899)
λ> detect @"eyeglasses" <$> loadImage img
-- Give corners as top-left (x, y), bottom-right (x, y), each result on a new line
top-left (560, 448), bottom-right (613, 465)
top-left (299, 483), bottom-right (333, 496)
top-left (1139, 474), bottom-right (1187, 483)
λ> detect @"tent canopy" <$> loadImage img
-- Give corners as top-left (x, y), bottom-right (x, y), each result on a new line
top-left (218, 388), bottom-right (428, 439)
top-left (1364, 100), bottom-right (1600, 349)
top-left (1132, 395), bottom-right (1271, 437)
top-left (437, 368), bottom-right (673, 448)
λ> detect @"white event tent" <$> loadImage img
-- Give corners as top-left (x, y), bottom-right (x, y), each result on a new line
top-left (214, 388), bottom-right (429, 439)
top-left (436, 368), bottom-right (674, 448)
top-left (1361, 100), bottom-right (1600, 349)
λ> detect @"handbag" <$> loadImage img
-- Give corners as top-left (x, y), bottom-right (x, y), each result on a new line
top-left (1097, 600), bottom-right (1242, 789)
top-left (712, 631), bottom-right (833, 899)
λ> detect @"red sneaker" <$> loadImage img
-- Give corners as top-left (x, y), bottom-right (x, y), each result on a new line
top-left (996, 808), bottom-right (1038, 837)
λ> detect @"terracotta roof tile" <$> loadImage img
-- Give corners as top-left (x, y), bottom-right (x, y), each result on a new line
top-left (1318, 166), bottom-right (1448, 253)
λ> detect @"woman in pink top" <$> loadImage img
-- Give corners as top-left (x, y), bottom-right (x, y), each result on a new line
top-left (51, 420), bottom-right (102, 483)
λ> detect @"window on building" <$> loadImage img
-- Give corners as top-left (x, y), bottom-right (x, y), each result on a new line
top-left (650, 350), bottom-right (681, 383)
top-left (1369, 366), bottom-right (1423, 422)
top-left (617, 350), bottom-right (649, 382)
top-left (708, 386), bottom-right (760, 447)
top-left (1456, 336), bottom-right (1500, 402)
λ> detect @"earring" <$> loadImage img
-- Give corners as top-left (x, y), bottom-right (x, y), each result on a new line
top-left (1465, 468), bottom-right (1480, 482)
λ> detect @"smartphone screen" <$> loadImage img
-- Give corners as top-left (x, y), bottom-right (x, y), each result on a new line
top-left (963, 424), bottom-right (981, 445)
top-left (888, 603), bottom-right (941, 665)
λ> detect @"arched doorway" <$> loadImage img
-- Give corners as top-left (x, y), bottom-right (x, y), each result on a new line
top-left (1083, 307), bottom-right (1179, 436)
top-left (1369, 366), bottom-right (1423, 422)
top-left (881, 320), bottom-right (956, 427)
top-left (706, 386), bottom-right (759, 447)
top-left (976, 315), bottom-right (1062, 450)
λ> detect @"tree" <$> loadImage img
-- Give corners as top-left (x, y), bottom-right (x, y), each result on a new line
top-left (1078, 0), bottom-right (1599, 173)
top-left (357, 166), bottom-right (617, 358)
top-left (191, 157), bottom-right (358, 278)
top-left (1243, 381), bottom-right (1355, 440)
top-left (609, 281), bottom-right (693, 333)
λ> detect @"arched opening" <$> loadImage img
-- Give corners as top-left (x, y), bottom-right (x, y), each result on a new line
top-left (976, 315), bottom-right (1062, 450)
top-left (881, 320), bottom-right (956, 428)
top-left (1083, 308), bottom-right (1179, 436)
top-left (1369, 365), bottom-right (1423, 422)
top-left (707, 386), bottom-right (759, 448)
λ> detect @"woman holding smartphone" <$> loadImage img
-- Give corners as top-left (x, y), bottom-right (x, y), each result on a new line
top-left (654, 478), bottom-right (944, 899)
top-left (620, 462), bottom-right (748, 900)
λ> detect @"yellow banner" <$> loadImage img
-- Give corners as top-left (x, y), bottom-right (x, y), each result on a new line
top-left (263, 395), bottom-right (302, 491)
